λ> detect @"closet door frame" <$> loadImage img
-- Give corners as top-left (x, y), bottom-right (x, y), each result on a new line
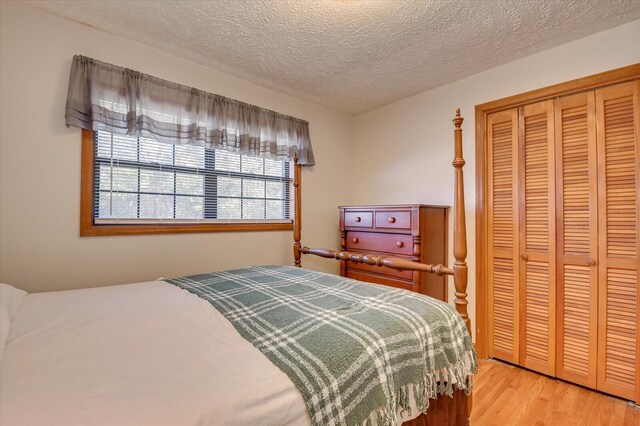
top-left (475, 64), bottom-right (640, 360)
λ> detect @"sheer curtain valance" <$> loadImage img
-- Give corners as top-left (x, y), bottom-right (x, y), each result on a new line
top-left (65, 55), bottom-right (315, 166)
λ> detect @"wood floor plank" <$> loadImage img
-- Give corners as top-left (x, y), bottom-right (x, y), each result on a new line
top-left (470, 360), bottom-right (640, 425)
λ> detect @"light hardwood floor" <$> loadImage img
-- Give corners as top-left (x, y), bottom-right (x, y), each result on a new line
top-left (470, 359), bottom-right (640, 425)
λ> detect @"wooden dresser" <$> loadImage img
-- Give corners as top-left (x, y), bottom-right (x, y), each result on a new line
top-left (339, 204), bottom-right (449, 301)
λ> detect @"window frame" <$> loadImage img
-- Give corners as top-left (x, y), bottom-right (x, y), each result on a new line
top-left (80, 129), bottom-right (294, 236)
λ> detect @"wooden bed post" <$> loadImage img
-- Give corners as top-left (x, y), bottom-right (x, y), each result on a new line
top-left (452, 109), bottom-right (470, 337)
top-left (452, 109), bottom-right (472, 423)
top-left (293, 153), bottom-right (302, 267)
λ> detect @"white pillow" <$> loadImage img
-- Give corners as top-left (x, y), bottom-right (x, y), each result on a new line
top-left (0, 283), bottom-right (28, 364)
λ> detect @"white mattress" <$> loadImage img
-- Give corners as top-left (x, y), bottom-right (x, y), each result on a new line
top-left (1, 280), bottom-right (423, 426)
top-left (1, 281), bottom-right (310, 426)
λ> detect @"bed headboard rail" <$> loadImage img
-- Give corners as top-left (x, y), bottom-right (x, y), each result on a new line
top-left (300, 247), bottom-right (454, 276)
top-left (292, 110), bottom-right (469, 336)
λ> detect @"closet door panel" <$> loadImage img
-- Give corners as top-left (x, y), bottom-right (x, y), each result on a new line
top-left (518, 100), bottom-right (556, 375)
top-left (595, 81), bottom-right (639, 401)
top-left (488, 108), bottom-right (520, 363)
top-left (555, 92), bottom-right (599, 388)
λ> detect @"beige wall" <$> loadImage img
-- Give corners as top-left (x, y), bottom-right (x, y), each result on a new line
top-left (352, 20), bottom-right (640, 332)
top-left (1, 0), bottom-right (639, 331)
top-left (0, 1), bottom-right (352, 293)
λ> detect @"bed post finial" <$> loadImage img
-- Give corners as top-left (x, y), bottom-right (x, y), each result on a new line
top-left (453, 108), bottom-right (462, 126)
top-left (452, 109), bottom-right (470, 337)
top-left (293, 152), bottom-right (302, 267)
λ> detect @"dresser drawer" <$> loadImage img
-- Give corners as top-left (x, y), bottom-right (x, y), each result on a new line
top-left (374, 210), bottom-right (411, 230)
top-left (344, 211), bottom-right (373, 228)
top-left (347, 258), bottom-right (414, 280)
top-left (346, 232), bottom-right (413, 256)
top-left (346, 269), bottom-right (415, 292)
top-left (339, 205), bottom-right (448, 301)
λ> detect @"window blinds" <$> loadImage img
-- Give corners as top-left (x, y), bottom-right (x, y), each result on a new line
top-left (94, 131), bottom-right (292, 224)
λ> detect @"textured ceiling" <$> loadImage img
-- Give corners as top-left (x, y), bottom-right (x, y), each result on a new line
top-left (25, 0), bottom-right (640, 114)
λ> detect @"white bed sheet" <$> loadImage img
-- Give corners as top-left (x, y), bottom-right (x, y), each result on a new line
top-left (1, 279), bottom-right (424, 426)
top-left (1, 281), bottom-right (310, 426)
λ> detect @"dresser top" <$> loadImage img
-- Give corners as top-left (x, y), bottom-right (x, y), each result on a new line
top-left (338, 204), bottom-right (450, 210)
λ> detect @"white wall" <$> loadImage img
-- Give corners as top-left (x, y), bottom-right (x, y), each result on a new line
top-left (352, 20), bottom-right (640, 332)
top-left (0, 1), bottom-right (352, 293)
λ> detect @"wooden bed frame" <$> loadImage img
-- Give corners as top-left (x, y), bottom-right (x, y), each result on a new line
top-left (291, 109), bottom-right (472, 425)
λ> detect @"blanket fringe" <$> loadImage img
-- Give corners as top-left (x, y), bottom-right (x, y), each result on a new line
top-left (362, 349), bottom-right (478, 426)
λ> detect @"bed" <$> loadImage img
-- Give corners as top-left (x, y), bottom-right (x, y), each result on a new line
top-left (0, 111), bottom-right (473, 426)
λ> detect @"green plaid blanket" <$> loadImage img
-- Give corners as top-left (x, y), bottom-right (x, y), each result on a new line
top-left (165, 265), bottom-right (476, 426)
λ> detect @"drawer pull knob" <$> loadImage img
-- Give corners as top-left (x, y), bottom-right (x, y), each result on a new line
top-left (521, 253), bottom-right (528, 261)
top-left (354, 216), bottom-right (361, 223)
top-left (352, 237), bottom-right (359, 244)
top-left (396, 241), bottom-right (404, 248)
top-left (388, 217), bottom-right (396, 223)
top-left (586, 258), bottom-right (596, 266)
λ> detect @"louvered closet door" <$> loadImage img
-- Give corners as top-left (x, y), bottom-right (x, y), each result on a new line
top-left (595, 81), bottom-right (640, 401)
top-left (487, 108), bottom-right (520, 364)
top-left (518, 100), bottom-right (556, 375)
top-left (554, 92), bottom-right (599, 388)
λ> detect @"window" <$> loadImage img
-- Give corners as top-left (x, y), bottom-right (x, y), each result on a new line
top-left (81, 130), bottom-right (294, 236)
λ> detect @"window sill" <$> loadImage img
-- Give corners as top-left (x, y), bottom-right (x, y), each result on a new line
top-left (80, 222), bottom-right (293, 237)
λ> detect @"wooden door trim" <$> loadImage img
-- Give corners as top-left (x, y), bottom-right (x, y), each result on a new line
top-left (476, 64), bottom-right (640, 114)
top-left (475, 64), bottom-right (640, 359)
top-left (635, 79), bottom-right (640, 405)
